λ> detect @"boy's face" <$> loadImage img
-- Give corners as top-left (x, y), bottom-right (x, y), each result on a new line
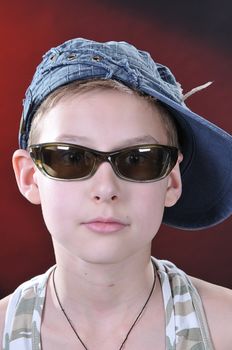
top-left (18, 89), bottom-right (182, 265)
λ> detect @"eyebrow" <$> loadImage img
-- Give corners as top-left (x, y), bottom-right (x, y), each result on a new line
top-left (54, 134), bottom-right (92, 143)
top-left (53, 134), bottom-right (160, 149)
top-left (116, 135), bottom-right (160, 147)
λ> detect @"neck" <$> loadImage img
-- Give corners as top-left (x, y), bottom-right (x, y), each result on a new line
top-left (51, 243), bottom-right (154, 319)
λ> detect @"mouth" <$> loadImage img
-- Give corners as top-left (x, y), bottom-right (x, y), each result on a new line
top-left (82, 217), bottom-right (128, 233)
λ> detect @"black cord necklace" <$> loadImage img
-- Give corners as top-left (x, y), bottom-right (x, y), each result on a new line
top-left (52, 264), bottom-right (157, 350)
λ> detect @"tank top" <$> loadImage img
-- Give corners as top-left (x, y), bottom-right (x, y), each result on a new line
top-left (2, 258), bottom-right (215, 349)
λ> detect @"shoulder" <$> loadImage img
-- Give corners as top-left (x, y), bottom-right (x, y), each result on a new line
top-left (190, 276), bottom-right (232, 349)
top-left (0, 294), bottom-right (11, 325)
top-left (0, 295), bottom-right (11, 346)
top-left (0, 270), bottom-right (51, 348)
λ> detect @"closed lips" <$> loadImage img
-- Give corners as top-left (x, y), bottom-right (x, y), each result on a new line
top-left (82, 218), bottom-right (128, 233)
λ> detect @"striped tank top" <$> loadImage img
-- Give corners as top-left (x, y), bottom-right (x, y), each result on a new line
top-left (2, 258), bottom-right (214, 349)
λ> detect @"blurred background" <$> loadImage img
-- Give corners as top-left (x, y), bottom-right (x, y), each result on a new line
top-left (1, 0), bottom-right (232, 297)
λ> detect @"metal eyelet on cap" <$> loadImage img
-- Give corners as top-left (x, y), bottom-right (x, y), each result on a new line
top-left (67, 53), bottom-right (77, 61)
top-left (50, 54), bottom-right (58, 62)
top-left (92, 55), bottom-right (103, 62)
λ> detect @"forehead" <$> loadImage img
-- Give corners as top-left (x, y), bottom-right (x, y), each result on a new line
top-left (37, 88), bottom-right (168, 148)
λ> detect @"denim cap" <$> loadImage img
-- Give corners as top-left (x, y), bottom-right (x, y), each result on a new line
top-left (19, 38), bottom-right (232, 230)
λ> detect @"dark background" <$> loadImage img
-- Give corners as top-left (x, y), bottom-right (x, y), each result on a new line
top-left (1, 0), bottom-right (232, 298)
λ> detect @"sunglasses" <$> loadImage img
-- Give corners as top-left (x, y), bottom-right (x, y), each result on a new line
top-left (29, 142), bottom-right (179, 182)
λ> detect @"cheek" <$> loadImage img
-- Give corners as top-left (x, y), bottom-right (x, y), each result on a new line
top-left (36, 176), bottom-right (83, 235)
top-left (130, 181), bottom-right (168, 237)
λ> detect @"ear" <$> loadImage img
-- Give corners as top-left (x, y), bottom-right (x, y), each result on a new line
top-left (12, 149), bottom-right (41, 204)
top-left (164, 153), bottom-right (183, 208)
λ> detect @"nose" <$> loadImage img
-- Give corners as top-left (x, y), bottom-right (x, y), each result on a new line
top-left (90, 162), bottom-right (120, 203)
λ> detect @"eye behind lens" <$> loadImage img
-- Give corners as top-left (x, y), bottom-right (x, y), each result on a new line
top-left (39, 145), bottom-right (95, 179)
top-left (115, 146), bottom-right (177, 182)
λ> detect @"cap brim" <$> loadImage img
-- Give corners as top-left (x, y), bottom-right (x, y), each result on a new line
top-left (140, 87), bottom-right (232, 229)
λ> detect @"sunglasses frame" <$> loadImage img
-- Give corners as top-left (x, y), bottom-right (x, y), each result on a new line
top-left (29, 142), bottom-right (179, 183)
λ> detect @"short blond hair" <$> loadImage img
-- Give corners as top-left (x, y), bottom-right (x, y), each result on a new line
top-left (28, 79), bottom-right (179, 148)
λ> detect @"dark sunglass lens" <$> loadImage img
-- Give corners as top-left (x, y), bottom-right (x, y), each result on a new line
top-left (41, 145), bottom-right (95, 179)
top-left (116, 146), bottom-right (173, 181)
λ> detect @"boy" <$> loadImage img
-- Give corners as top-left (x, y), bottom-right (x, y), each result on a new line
top-left (1, 38), bottom-right (232, 349)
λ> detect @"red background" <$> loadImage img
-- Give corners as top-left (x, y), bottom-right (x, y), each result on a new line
top-left (1, 0), bottom-right (232, 297)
